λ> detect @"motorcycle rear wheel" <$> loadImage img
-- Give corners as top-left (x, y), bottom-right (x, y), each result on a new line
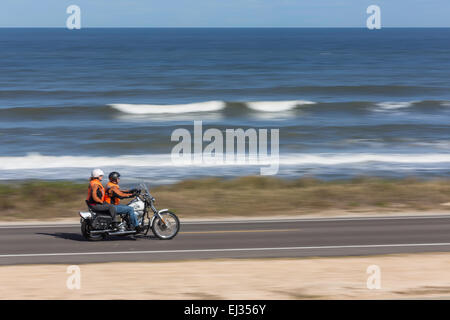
top-left (152, 211), bottom-right (180, 240)
top-left (81, 220), bottom-right (106, 241)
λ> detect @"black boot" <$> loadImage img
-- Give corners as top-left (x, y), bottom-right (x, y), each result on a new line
top-left (135, 225), bottom-right (145, 233)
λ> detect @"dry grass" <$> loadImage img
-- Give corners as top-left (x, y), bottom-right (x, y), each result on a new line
top-left (0, 176), bottom-right (449, 221)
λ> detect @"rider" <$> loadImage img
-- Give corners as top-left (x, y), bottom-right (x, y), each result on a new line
top-left (86, 169), bottom-right (119, 227)
top-left (104, 171), bottom-right (140, 230)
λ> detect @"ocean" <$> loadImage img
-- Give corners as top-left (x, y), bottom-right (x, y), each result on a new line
top-left (0, 28), bottom-right (449, 183)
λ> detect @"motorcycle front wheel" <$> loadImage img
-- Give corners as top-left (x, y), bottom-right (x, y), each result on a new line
top-left (152, 211), bottom-right (180, 240)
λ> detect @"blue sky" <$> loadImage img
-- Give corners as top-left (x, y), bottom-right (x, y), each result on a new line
top-left (1, 0), bottom-right (449, 27)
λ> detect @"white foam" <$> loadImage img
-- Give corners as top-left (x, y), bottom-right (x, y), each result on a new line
top-left (374, 101), bottom-right (415, 111)
top-left (1, 153), bottom-right (449, 171)
top-left (0, 153), bottom-right (173, 170)
top-left (277, 153), bottom-right (450, 165)
top-left (109, 101), bottom-right (226, 114)
top-left (246, 100), bottom-right (316, 112)
top-left (411, 140), bottom-right (450, 150)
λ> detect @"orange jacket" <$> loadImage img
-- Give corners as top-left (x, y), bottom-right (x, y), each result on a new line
top-left (104, 181), bottom-right (132, 205)
top-left (86, 178), bottom-right (105, 205)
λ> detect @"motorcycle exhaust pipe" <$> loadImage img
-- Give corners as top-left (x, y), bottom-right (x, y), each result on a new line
top-left (90, 229), bottom-right (113, 234)
top-left (89, 229), bottom-right (137, 236)
top-left (107, 230), bottom-right (136, 236)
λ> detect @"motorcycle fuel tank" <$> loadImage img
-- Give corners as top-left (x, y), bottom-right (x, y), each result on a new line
top-left (128, 198), bottom-right (145, 213)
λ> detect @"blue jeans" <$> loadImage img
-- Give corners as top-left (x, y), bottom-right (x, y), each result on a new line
top-left (115, 205), bottom-right (139, 228)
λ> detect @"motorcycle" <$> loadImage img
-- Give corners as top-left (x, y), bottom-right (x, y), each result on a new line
top-left (79, 183), bottom-right (180, 241)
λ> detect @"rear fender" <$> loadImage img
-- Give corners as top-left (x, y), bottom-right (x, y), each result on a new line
top-left (79, 211), bottom-right (93, 220)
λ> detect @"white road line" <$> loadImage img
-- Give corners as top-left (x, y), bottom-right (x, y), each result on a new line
top-left (0, 225), bottom-right (79, 229)
top-left (1, 215), bottom-right (450, 229)
top-left (182, 215), bottom-right (450, 224)
top-left (2, 242), bottom-right (450, 258)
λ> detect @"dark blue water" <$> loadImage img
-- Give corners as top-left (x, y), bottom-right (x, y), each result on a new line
top-left (0, 28), bottom-right (449, 182)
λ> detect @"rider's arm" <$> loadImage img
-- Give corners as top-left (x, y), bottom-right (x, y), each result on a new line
top-left (111, 186), bottom-right (133, 199)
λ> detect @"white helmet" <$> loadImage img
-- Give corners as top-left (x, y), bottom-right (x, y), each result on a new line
top-left (91, 169), bottom-right (105, 178)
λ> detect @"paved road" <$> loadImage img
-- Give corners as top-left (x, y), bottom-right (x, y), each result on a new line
top-left (1, 215), bottom-right (450, 265)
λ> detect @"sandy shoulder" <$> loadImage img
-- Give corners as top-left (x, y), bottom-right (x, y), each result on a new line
top-left (2, 253), bottom-right (450, 299)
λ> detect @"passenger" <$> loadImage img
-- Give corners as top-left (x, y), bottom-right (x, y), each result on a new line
top-left (86, 169), bottom-right (119, 228)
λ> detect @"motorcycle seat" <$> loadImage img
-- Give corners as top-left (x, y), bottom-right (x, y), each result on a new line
top-left (85, 201), bottom-right (113, 219)
top-left (92, 212), bottom-right (112, 219)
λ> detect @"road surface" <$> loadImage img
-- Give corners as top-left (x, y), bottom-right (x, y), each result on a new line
top-left (1, 215), bottom-right (450, 265)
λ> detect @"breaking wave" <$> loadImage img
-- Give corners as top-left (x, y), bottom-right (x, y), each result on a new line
top-left (109, 101), bottom-right (226, 114)
top-left (373, 101), bottom-right (416, 111)
top-left (109, 100), bottom-right (317, 114)
top-left (246, 100), bottom-right (316, 112)
top-left (1, 153), bottom-right (449, 171)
